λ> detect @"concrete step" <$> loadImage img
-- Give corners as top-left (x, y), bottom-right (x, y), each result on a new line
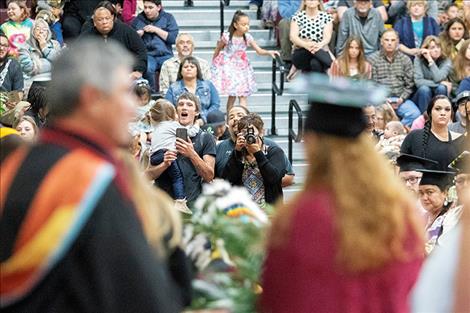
top-left (163, 0), bottom-right (250, 8)
top-left (193, 39), bottom-right (276, 49)
top-left (170, 8), bottom-right (256, 22)
top-left (182, 29), bottom-right (275, 42)
top-left (176, 17), bottom-right (262, 28)
top-left (192, 49), bottom-right (281, 64)
top-left (219, 93), bottom-right (308, 111)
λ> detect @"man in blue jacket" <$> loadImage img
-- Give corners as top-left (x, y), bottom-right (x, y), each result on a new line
top-left (132, 0), bottom-right (179, 92)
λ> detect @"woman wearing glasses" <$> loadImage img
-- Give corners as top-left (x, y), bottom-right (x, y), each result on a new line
top-left (18, 19), bottom-right (61, 93)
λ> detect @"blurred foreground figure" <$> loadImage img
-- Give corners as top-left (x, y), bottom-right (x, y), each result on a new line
top-left (0, 39), bottom-right (182, 313)
top-left (261, 74), bottom-right (424, 313)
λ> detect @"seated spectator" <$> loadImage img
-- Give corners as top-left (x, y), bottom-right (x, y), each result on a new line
top-left (449, 91), bottom-right (470, 135)
top-left (369, 29), bottom-right (420, 127)
top-left (13, 114), bottom-right (38, 142)
top-left (387, 0), bottom-right (438, 25)
top-left (394, 0), bottom-right (440, 58)
top-left (363, 104), bottom-right (383, 140)
top-left (449, 39), bottom-right (470, 97)
top-left (159, 33), bottom-right (210, 94)
top-left (330, 36), bottom-right (371, 79)
top-left (336, 0), bottom-right (385, 56)
top-left (290, 0), bottom-right (334, 74)
top-left (202, 109), bottom-right (230, 142)
top-left (412, 35), bottom-right (453, 113)
top-left (62, 0), bottom-right (109, 40)
top-left (457, 77), bottom-right (470, 94)
top-left (221, 112), bottom-right (286, 206)
top-left (442, 3), bottom-right (460, 26)
top-left (401, 95), bottom-right (464, 171)
top-left (216, 105), bottom-right (295, 187)
top-left (0, 32), bottom-right (24, 96)
top-left (440, 17), bottom-right (468, 61)
top-left (132, 0), bottom-right (179, 92)
top-left (0, 0), bottom-right (34, 57)
top-left (80, 1), bottom-right (147, 81)
top-left (35, 0), bottom-right (65, 45)
top-left (336, 0), bottom-right (387, 22)
top-left (145, 92), bottom-right (216, 205)
top-left (165, 56), bottom-right (220, 124)
top-left (375, 103), bottom-right (400, 132)
top-left (18, 19), bottom-right (61, 92)
top-left (278, 0), bottom-right (301, 65)
top-left (24, 84), bottom-right (48, 128)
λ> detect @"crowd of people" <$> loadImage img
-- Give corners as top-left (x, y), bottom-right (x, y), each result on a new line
top-left (1, 0), bottom-right (470, 312)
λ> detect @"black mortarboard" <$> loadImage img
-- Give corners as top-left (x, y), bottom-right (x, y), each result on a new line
top-left (396, 154), bottom-right (439, 173)
top-left (294, 74), bottom-right (388, 138)
top-left (418, 169), bottom-right (455, 190)
top-left (448, 151), bottom-right (470, 174)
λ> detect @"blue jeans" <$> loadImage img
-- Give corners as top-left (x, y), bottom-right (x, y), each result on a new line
top-left (145, 54), bottom-right (172, 92)
top-left (396, 99), bottom-right (421, 127)
top-left (249, 0), bottom-right (263, 6)
top-left (412, 84), bottom-right (448, 113)
top-left (150, 149), bottom-right (185, 199)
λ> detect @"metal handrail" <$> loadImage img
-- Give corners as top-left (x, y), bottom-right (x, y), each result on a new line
top-left (219, 0), bottom-right (226, 35)
top-left (288, 99), bottom-right (303, 165)
top-left (271, 54), bottom-right (286, 136)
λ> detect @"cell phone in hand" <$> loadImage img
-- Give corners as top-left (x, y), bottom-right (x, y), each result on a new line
top-left (176, 127), bottom-right (188, 142)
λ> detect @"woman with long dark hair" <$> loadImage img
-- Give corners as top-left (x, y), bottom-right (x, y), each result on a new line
top-left (401, 95), bottom-right (465, 170)
top-left (439, 17), bottom-right (469, 61)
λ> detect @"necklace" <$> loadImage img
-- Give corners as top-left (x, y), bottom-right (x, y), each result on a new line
top-left (431, 129), bottom-right (449, 142)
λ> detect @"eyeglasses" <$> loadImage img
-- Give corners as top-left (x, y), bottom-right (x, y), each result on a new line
top-left (0, 43), bottom-right (9, 48)
top-left (402, 176), bottom-right (421, 185)
top-left (95, 16), bottom-right (113, 23)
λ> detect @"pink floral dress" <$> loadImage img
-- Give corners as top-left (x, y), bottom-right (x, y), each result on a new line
top-left (211, 32), bottom-right (257, 97)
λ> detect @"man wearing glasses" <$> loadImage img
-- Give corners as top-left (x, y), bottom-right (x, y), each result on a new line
top-left (0, 32), bottom-right (23, 97)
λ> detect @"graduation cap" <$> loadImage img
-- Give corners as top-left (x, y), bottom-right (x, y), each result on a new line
top-left (396, 154), bottom-right (439, 173)
top-left (293, 74), bottom-right (388, 138)
top-left (448, 151), bottom-right (470, 174)
top-left (418, 169), bottom-right (455, 190)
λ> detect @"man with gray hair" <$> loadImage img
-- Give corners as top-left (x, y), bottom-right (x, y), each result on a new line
top-left (0, 39), bottom-right (182, 313)
top-left (159, 32), bottom-right (211, 94)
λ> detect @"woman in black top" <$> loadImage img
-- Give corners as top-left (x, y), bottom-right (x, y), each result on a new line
top-left (401, 95), bottom-right (465, 170)
top-left (221, 113), bottom-right (286, 206)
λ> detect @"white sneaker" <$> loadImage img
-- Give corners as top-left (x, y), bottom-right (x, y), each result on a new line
top-left (175, 199), bottom-right (192, 214)
top-left (249, 4), bottom-right (258, 11)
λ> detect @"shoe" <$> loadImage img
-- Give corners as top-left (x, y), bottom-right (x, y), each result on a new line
top-left (175, 199), bottom-right (192, 214)
top-left (249, 4), bottom-right (258, 11)
top-left (286, 65), bottom-right (299, 82)
top-left (184, 0), bottom-right (194, 7)
top-left (224, 0), bottom-right (230, 6)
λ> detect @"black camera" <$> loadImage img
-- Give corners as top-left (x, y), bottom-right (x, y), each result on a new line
top-left (244, 126), bottom-right (257, 145)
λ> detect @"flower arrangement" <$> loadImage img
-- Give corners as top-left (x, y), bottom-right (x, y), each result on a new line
top-left (184, 179), bottom-right (269, 313)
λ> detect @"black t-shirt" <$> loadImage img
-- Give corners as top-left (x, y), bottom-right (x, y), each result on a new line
top-left (400, 129), bottom-right (465, 170)
top-left (0, 59), bottom-right (24, 92)
top-left (157, 130), bottom-right (216, 203)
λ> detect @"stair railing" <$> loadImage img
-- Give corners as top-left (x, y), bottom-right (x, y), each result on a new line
top-left (271, 54), bottom-right (286, 135)
top-left (288, 99), bottom-right (303, 165)
top-left (219, 0), bottom-right (226, 35)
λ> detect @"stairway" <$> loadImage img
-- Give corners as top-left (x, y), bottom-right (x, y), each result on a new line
top-left (164, 0), bottom-right (308, 199)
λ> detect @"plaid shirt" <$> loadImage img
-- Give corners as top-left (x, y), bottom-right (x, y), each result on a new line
top-left (159, 56), bottom-right (211, 94)
top-left (368, 50), bottom-right (415, 100)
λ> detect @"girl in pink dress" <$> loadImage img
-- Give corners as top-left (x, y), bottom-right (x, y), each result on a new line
top-left (211, 10), bottom-right (279, 112)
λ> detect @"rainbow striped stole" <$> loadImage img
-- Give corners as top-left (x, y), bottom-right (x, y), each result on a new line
top-left (0, 147), bottom-right (115, 307)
